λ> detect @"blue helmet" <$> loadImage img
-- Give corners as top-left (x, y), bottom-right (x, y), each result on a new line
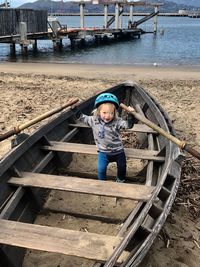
top-left (94, 93), bottom-right (119, 108)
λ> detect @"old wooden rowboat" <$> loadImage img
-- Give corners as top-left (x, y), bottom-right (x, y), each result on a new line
top-left (0, 81), bottom-right (183, 267)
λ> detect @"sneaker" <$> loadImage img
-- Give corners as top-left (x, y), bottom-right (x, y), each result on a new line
top-left (116, 177), bottom-right (125, 183)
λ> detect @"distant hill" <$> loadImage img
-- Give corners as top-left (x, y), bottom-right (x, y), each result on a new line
top-left (19, 0), bottom-right (200, 13)
top-left (145, 0), bottom-right (200, 10)
top-left (169, 0), bottom-right (200, 8)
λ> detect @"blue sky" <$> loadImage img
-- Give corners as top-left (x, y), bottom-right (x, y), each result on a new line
top-left (8, 0), bottom-right (62, 8)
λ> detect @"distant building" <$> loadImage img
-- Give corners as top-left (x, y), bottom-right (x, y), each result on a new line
top-left (92, 0), bottom-right (127, 3)
top-left (92, 0), bottom-right (99, 4)
top-left (178, 9), bottom-right (188, 16)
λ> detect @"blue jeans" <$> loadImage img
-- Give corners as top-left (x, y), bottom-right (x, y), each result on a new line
top-left (98, 151), bottom-right (126, 181)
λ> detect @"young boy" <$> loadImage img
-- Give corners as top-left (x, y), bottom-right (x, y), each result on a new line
top-left (73, 93), bottom-right (135, 182)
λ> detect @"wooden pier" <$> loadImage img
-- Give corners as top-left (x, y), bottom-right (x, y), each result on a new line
top-left (0, 1), bottom-right (162, 56)
top-left (49, 12), bottom-right (188, 17)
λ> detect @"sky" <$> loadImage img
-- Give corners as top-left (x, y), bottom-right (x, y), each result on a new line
top-left (7, 0), bottom-right (63, 8)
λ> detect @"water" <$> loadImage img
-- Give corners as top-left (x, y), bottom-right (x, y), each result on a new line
top-left (0, 16), bottom-right (200, 67)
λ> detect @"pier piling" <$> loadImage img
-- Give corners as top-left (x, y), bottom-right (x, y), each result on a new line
top-left (129, 4), bottom-right (133, 23)
top-left (19, 22), bottom-right (27, 43)
top-left (80, 3), bottom-right (85, 28)
top-left (53, 38), bottom-right (63, 51)
top-left (154, 6), bottom-right (158, 33)
top-left (32, 39), bottom-right (38, 52)
top-left (104, 4), bottom-right (108, 29)
top-left (119, 6), bottom-right (123, 29)
top-left (10, 43), bottom-right (16, 55)
top-left (19, 22), bottom-right (29, 55)
top-left (115, 3), bottom-right (119, 30)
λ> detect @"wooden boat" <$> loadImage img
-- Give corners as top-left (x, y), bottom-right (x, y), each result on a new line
top-left (0, 81), bottom-right (183, 267)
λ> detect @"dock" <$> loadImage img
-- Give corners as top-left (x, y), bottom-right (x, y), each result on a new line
top-left (188, 12), bottom-right (200, 18)
top-left (0, 1), bottom-right (163, 56)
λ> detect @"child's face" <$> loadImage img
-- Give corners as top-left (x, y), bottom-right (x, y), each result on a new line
top-left (99, 103), bottom-right (115, 123)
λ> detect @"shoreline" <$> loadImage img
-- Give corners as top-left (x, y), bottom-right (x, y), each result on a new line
top-left (0, 62), bottom-right (200, 81)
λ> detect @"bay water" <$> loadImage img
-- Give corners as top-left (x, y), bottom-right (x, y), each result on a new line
top-left (0, 15), bottom-right (200, 67)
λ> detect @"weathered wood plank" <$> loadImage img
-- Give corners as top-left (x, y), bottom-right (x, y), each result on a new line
top-left (0, 187), bottom-right (25, 220)
top-left (0, 9), bottom-right (47, 36)
top-left (65, 170), bottom-right (143, 182)
top-left (69, 123), bottom-right (157, 134)
top-left (9, 172), bottom-right (154, 201)
top-left (42, 142), bottom-right (165, 162)
top-left (0, 219), bottom-right (126, 262)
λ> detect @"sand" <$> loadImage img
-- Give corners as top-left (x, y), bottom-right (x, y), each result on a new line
top-left (0, 62), bottom-right (199, 266)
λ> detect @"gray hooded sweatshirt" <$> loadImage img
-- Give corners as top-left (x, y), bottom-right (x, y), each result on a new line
top-left (77, 113), bottom-right (134, 155)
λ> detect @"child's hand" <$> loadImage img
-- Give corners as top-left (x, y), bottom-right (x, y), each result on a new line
top-left (127, 106), bottom-right (135, 113)
top-left (69, 98), bottom-right (79, 110)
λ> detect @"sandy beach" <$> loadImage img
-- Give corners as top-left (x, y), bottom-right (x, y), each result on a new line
top-left (0, 62), bottom-right (199, 267)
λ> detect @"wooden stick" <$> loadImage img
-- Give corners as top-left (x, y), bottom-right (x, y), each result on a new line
top-left (120, 103), bottom-right (200, 160)
top-left (0, 98), bottom-right (79, 142)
